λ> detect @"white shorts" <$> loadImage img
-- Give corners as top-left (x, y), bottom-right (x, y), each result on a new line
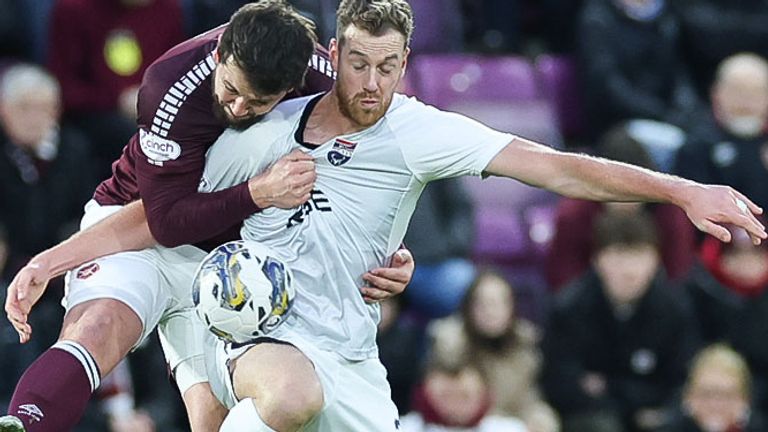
top-left (63, 200), bottom-right (210, 393)
top-left (207, 333), bottom-right (400, 431)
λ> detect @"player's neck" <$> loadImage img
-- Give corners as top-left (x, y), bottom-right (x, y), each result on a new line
top-left (304, 91), bottom-right (364, 143)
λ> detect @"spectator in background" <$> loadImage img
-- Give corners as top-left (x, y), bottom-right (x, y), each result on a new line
top-left (400, 356), bottom-right (528, 432)
top-left (184, 0), bottom-right (248, 37)
top-left (540, 0), bottom-right (586, 54)
top-left (403, 178), bottom-right (476, 319)
top-left (674, 53), bottom-right (768, 211)
top-left (47, 0), bottom-right (184, 181)
top-left (0, 0), bottom-right (29, 61)
top-left (460, 0), bottom-right (521, 53)
top-left (430, 270), bottom-right (560, 432)
top-left (546, 124), bottom-right (696, 290)
top-left (676, 0), bottom-right (768, 99)
top-left (578, 0), bottom-right (700, 139)
top-left (377, 296), bottom-right (428, 414)
top-left (700, 227), bottom-right (768, 415)
top-left (542, 211), bottom-right (700, 432)
top-left (0, 63), bottom-right (94, 266)
top-left (661, 344), bottom-right (765, 432)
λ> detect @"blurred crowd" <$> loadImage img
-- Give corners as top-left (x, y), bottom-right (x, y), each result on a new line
top-left (3, 0), bottom-right (768, 431)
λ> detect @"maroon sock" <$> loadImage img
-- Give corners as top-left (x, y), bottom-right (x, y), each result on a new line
top-left (8, 341), bottom-right (101, 432)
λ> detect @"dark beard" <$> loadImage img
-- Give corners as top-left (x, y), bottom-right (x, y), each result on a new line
top-left (211, 99), bottom-right (265, 131)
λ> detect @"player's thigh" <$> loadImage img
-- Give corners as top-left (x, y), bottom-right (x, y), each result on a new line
top-left (63, 250), bottom-right (169, 352)
top-left (304, 358), bottom-right (400, 432)
top-left (232, 341), bottom-right (324, 412)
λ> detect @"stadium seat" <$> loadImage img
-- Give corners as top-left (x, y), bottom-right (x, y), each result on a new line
top-left (463, 176), bottom-right (557, 264)
top-left (534, 54), bottom-right (586, 140)
top-left (409, 0), bottom-right (464, 53)
top-left (410, 54), bottom-right (561, 145)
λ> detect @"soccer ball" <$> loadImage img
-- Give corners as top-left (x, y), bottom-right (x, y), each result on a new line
top-left (192, 240), bottom-right (295, 344)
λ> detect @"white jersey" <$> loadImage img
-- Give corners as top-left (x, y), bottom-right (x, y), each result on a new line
top-left (200, 93), bottom-right (513, 360)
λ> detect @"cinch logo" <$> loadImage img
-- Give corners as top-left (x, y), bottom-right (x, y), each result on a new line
top-left (139, 128), bottom-right (182, 165)
top-left (286, 189), bottom-right (332, 228)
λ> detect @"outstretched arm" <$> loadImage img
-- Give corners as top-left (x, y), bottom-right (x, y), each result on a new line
top-left (485, 137), bottom-right (766, 243)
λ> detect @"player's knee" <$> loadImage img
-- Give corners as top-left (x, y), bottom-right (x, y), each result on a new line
top-left (62, 299), bottom-right (140, 346)
top-left (258, 377), bottom-right (323, 428)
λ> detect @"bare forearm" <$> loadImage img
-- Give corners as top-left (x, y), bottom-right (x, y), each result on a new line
top-left (33, 201), bottom-right (155, 277)
top-left (486, 138), bottom-right (695, 206)
top-left (546, 151), bottom-right (693, 204)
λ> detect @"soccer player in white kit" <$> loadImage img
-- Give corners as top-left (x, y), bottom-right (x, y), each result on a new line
top-left (198, 1), bottom-right (767, 431)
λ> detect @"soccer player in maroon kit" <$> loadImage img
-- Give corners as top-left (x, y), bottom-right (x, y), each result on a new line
top-left (1, 2), bottom-right (413, 431)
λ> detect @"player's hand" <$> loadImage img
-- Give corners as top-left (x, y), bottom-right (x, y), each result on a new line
top-left (679, 183), bottom-right (766, 244)
top-left (248, 149), bottom-right (316, 209)
top-left (361, 249), bottom-right (414, 304)
top-left (4, 260), bottom-right (53, 343)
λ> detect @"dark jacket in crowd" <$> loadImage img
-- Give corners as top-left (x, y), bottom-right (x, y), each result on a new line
top-left (578, 0), bottom-right (699, 137)
top-left (541, 270), bottom-right (700, 421)
top-left (676, 0), bottom-right (768, 96)
top-left (673, 115), bottom-right (768, 211)
top-left (0, 125), bottom-right (95, 260)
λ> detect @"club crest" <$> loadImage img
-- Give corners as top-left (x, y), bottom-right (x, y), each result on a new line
top-left (327, 138), bottom-right (358, 166)
top-left (77, 262), bottom-right (101, 280)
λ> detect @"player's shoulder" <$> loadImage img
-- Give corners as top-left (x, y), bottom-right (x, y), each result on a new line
top-left (387, 93), bottom-right (449, 123)
top-left (213, 95), bottom-right (314, 150)
top-left (139, 26), bottom-right (221, 101)
top-left (384, 93), bottom-right (458, 140)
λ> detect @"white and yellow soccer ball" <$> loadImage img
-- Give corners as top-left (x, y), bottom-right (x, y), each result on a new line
top-left (192, 240), bottom-right (295, 344)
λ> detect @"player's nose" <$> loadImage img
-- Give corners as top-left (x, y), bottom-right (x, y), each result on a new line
top-left (363, 70), bottom-right (379, 93)
top-left (229, 97), bottom-right (250, 117)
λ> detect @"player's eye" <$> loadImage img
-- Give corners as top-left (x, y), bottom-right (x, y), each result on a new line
top-left (224, 84), bottom-right (239, 95)
top-left (352, 63), bottom-right (366, 71)
top-left (379, 65), bottom-right (395, 75)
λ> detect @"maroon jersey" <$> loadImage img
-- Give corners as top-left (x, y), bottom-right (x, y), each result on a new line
top-left (93, 25), bottom-right (335, 247)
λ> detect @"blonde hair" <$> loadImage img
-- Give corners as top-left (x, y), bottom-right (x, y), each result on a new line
top-left (336, 0), bottom-right (414, 47)
top-left (685, 344), bottom-right (751, 399)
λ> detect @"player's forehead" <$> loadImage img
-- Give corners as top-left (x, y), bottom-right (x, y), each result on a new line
top-left (340, 25), bottom-right (406, 61)
top-left (217, 57), bottom-right (281, 101)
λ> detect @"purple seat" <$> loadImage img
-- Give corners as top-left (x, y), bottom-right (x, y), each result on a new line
top-left (472, 210), bottom-right (528, 262)
top-left (464, 176), bottom-right (558, 264)
top-left (413, 54), bottom-right (540, 103)
top-left (410, 54), bottom-right (562, 144)
top-left (535, 54), bottom-right (586, 139)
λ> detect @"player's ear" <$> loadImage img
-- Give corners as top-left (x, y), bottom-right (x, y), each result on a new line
top-left (329, 38), bottom-right (340, 71)
top-left (400, 47), bottom-right (410, 78)
top-left (214, 35), bottom-right (223, 63)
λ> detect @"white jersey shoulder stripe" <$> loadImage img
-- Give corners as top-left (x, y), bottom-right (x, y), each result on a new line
top-left (150, 51), bottom-right (216, 137)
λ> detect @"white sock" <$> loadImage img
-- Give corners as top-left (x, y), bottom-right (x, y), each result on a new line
top-left (220, 398), bottom-right (277, 432)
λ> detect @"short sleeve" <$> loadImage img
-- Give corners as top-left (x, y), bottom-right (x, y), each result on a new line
top-left (395, 99), bottom-right (513, 182)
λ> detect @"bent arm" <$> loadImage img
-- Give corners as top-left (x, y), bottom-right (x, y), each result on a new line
top-left (33, 200), bottom-right (152, 278)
